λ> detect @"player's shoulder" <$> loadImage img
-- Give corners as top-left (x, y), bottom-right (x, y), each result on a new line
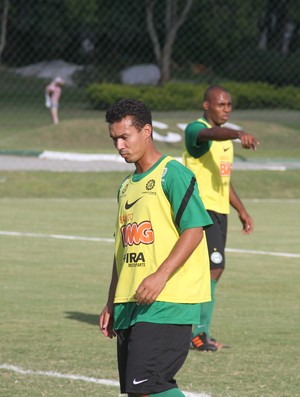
top-left (186, 119), bottom-right (201, 129)
top-left (165, 158), bottom-right (195, 177)
top-left (120, 173), bottom-right (131, 186)
top-left (117, 173), bottom-right (132, 198)
top-left (185, 119), bottom-right (208, 134)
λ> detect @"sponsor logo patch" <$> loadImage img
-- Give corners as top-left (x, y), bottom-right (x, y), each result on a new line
top-left (133, 378), bottom-right (148, 385)
top-left (125, 197), bottom-right (142, 210)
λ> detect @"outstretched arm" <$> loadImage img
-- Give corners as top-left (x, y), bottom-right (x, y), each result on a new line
top-left (134, 227), bottom-right (203, 305)
top-left (99, 257), bottom-right (118, 338)
top-left (230, 183), bottom-right (253, 235)
top-left (197, 126), bottom-right (259, 151)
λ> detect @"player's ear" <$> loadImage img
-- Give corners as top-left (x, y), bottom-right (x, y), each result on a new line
top-left (143, 123), bottom-right (152, 139)
top-left (203, 100), bottom-right (209, 111)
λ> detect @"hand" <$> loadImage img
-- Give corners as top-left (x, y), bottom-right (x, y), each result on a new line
top-left (238, 132), bottom-right (259, 151)
top-left (238, 211), bottom-right (254, 235)
top-left (99, 304), bottom-right (116, 338)
top-left (134, 272), bottom-right (167, 305)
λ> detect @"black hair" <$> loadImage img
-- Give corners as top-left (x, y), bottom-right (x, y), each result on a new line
top-left (203, 85), bottom-right (230, 101)
top-left (105, 98), bottom-right (152, 131)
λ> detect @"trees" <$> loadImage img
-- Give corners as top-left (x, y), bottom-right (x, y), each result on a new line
top-left (145, 0), bottom-right (193, 84)
top-left (0, 0), bottom-right (9, 65)
top-left (258, 0), bottom-right (300, 54)
top-left (0, 0), bottom-right (299, 85)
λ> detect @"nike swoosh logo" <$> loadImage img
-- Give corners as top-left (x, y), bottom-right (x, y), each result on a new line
top-left (133, 378), bottom-right (148, 385)
top-left (223, 147), bottom-right (231, 152)
top-left (125, 197), bottom-right (142, 210)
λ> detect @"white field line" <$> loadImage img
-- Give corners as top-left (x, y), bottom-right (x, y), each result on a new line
top-left (0, 363), bottom-right (118, 386)
top-left (0, 363), bottom-right (211, 397)
top-left (226, 248), bottom-right (300, 258)
top-left (1, 230), bottom-right (300, 259)
top-left (0, 230), bottom-right (114, 243)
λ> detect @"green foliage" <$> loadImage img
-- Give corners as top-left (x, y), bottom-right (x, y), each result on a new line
top-left (64, 0), bottom-right (99, 25)
top-left (3, 0), bottom-right (300, 87)
top-left (86, 81), bottom-right (300, 111)
top-left (223, 82), bottom-right (300, 109)
top-left (86, 83), bottom-right (141, 109)
top-left (86, 82), bottom-right (207, 111)
top-left (223, 49), bottom-right (300, 87)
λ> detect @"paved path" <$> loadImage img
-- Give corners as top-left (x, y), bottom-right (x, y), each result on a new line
top-left (0, 155), bottom-right (300, 172)
top-left (0, 155), bottom-right (134, 172)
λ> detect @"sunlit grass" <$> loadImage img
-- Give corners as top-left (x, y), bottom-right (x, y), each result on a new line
top-left (0, 198), bottom-right (299, 397)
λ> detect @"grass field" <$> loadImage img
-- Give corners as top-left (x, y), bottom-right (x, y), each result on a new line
top-left (1, 197), bottom-right (299, 397)
top-left (1, 76), bottom-right (300, 160)
top-left (1, 75), bottom-right (300, 396)
top-left (1, 108), bottom-right (300, 159)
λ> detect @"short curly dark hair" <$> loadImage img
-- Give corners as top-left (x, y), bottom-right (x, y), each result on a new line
top-left (105, 98), bottom-right (152, 131)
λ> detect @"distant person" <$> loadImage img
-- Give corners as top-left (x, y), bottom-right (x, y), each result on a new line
top-left (45, 77), bottom-right (64, 124)
top-left (99, 98), bottom-right (212, 396)
top-left (183, 85), bottom-right (259, 351)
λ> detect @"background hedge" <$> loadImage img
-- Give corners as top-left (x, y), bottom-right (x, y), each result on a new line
top-left (86, 82), bottom-right (300, 111)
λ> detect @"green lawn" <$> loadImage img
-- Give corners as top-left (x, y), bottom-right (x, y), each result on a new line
top-left (1, 78), bottom-right (300, 159)
top-left (1, 73), bottom-right (300, 396)
top-left (1, 198), bottom-right (299, 397)
top-left (1, 109), bottom-right (300, 158)
top-left (1, 71), bottom-right (300, 158)
top-left (0, 170), bottom-right (299, 199)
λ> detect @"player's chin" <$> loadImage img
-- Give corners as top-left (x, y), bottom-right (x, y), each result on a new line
top-left (124, 158), bottom-right (134, 164)
top-left (120, 154), bottom-right (131, 163)
top-left (124, 154), bottom-right (136, 164)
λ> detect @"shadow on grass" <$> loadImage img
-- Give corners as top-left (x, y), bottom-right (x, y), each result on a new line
top-left (65, 311), bottom-right (98, 326)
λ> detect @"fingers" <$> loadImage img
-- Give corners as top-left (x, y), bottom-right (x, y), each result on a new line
top-left (250, 138), bottom-right (259, 151)
top-left (240, 133), bottom-right (259, 151)
top-left (134, 284), bottom-right (159, 305)
top-left (242, 139), bottom-right (259, 150)
top-left (134, 288), bottom-right (155, 305)
top-left (100, 320), bottom-right (116, 338)
top-left (243, 225), bottom-right (252, 234)
top-left (242, 220), bottom-right (253, 235)
top-left (99, 315), bottom-right (108, 336)
top-left (99, 310), bottom-right (116, 338)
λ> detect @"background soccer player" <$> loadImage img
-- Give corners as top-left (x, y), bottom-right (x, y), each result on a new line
top-left (183, 85), bottom-right (259, 351)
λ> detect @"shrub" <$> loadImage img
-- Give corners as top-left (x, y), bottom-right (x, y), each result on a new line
top-left (86, 83), bottom-right (142, 109)
top-left (86, 82), bottom-right (300, 111)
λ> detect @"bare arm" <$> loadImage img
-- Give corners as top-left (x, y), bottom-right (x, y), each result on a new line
top-left (99, 257), bottom-right (118, 338)
top-left (134, 227), bottom-right (204, 305)
top-left (230, 183), bottom-right (253, 234)
top-left (197, 126), bottom-right (259, 151)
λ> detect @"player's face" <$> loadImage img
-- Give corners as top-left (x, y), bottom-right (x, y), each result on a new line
top-left (203, 91), bottom-right (232, 126)
top-left (109, 116), bottom-right (151, 164)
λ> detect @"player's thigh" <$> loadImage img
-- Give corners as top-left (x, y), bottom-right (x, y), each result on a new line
top-left (118, 322), bottom-right (191, 394)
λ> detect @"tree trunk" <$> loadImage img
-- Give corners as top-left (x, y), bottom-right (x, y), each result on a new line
top-left (258, 0), bottom-right (290, 54)
top-left (146, 0), bottom-right (161, 67)
top-left (161, 0), bottom-right (193, 83)
top-left (146, 0), bottom-right (193, 84)
top-left (0, 0), bottom-right (10, 65)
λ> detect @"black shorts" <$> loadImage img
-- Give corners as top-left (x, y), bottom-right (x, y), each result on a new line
top-left (206, 210), bottom-right (228, 270)
top-left (117, 322), bottom-right (192, 394)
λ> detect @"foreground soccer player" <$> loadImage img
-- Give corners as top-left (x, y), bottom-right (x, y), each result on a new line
top-left (99, 98), bottom-right (212, 397)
